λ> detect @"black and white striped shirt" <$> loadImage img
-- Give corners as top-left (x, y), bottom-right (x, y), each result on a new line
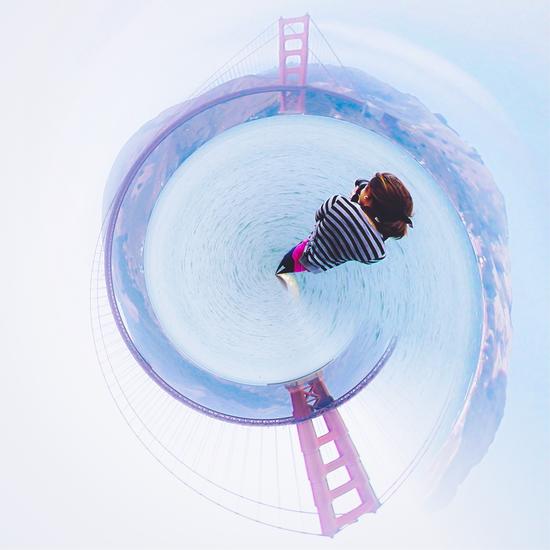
top-left (299, 195), bottom-right (386, 273)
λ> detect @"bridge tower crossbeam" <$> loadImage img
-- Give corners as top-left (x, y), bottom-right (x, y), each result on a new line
top-left (278, 14), bottom-right (310, 113)
top-left (288, 377), bottom-right (380, 537)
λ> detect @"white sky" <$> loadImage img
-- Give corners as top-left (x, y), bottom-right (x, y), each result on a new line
top-left (1, 1), bottom-right (549, 548)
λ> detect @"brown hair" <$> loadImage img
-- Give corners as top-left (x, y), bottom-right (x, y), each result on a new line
top-left (361, 172), bottom-right (414, 240)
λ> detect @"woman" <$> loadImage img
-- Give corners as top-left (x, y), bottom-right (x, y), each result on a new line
top-left (276, 172), bottom-right (414, 276)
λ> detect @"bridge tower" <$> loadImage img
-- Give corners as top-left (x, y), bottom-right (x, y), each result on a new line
top-left (288, 376), bottom-right (380, 537)
top-left (278, 14), bottom-right (310, 113)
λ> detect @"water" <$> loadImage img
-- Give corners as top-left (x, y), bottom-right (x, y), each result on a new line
top-left (144, 115), bottom-right (482, 398)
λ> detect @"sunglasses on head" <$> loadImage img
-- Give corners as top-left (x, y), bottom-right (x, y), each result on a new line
top-left (351, 179), bottom-right (370, 204)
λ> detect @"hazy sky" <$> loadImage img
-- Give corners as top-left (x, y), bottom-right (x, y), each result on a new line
top-left (1, 1), bottom-right (548, 548)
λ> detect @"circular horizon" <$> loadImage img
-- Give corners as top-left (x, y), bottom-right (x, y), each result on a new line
top-left (144, 114), bottom-right (480, 388)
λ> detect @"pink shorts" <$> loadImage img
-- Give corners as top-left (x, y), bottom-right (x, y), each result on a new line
top-left (291, 238), bottom-right (309, 272)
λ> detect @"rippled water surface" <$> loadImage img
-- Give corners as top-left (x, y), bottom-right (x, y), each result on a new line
top-left (144, 115), bottom-right (482, 403)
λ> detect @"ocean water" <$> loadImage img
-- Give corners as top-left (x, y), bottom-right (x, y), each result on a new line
top-left (143, 114), bottom-right (483, 417)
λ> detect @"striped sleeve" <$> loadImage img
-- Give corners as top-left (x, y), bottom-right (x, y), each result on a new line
top-left (334, 197), bottom-right (386, 261)
top-left (327, 196), bottom-right (386, 263)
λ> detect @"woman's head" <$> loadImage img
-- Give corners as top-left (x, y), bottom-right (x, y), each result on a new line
top-left (356, 172), bottom-right (414, 240)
